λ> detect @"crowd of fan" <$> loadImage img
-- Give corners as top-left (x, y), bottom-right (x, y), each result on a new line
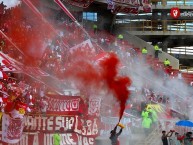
top-left (0, 20), bottom-right (190, 120)
top-left (0, 73), bottom-right (49, 118)
top-left (0, 3), bottom-right (192, 122)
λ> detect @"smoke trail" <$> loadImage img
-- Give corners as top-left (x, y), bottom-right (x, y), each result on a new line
top-left (4, 6), bottom-right (54, 66)
top-left (64, 51), bottom-right (131, 121)
top-left (100, 53), bottom-right (131, 121)
top-left (117, 47), bottom-right (193, 120)
top-left (0, 0), bottom-right (21, 9)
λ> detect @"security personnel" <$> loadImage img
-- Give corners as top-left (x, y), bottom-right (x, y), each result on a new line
top-left (93, 24), bottom-right (97, 34)
top-left (164, 58), bottom-right (170, 66)
top-left (142, 47), bottom-right (148, 54)
top-left (141, 108), bottom-right (152, 136)
top-left (154, 44), bottom-right (160, 58)
top-left (146, 106), bottom-right (158, 127)
top-left (117, 34), bottom-right (123, 41)
top-left (53, 131), bottom-right (61, 145)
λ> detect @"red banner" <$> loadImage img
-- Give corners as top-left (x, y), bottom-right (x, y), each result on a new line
top-left (107, 0), bottom-right (152, 14)
top-left (1, 93), bottom-right (101, 144)
top-left (24, 116), bottom-right (99, 135)
top-left (0, 132), bottom-right (96, 145)
top-left (111, 5), bottom-right (139, 14)
top-left (1, 115), bottom-right (99, 144)
top-left (0, 52), bottom-right (49, 76)
top-left (112, 0), bottom-right (139, 7)
top-left (0, 52), bottom-right (20, 72)
top-left (46, 94), bottom-right (85, 115)
top-left (111, 4), bottom-right (151, 14)
top-left (112, 0), bottom-right (150, 6)
top-left (63, 0), bottom-right (94, 8)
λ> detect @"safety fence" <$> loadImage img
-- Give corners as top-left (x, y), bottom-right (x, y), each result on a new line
top-left (115, 20), bottom-right (193, 33)
top-left (179, 66), bottom-right (193, 73)
top-left (151, 0), bottom-right (192, 6)
top-left (168, 47), bottom-right (193, 56)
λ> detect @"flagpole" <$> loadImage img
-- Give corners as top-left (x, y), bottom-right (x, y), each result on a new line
top-left (21, 0), bottom-right (69, 49)
top-left (54, 0), bottom-right (104, 52)
top-left (54, 0), bottom-right (90, 36)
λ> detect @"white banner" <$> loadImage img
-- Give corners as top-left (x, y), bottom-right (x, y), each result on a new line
top-left (69, 39), bottom-right (95, 53)
top-left (2, 113), bottom-right (25, 144)
top-left (88, 98), bottom-right (101, 116)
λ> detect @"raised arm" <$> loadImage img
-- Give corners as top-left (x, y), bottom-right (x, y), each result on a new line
top-left (117, 128), bottom-right (123, 136)
top-left (166, 131), bottom-right (173, 137)
top-left (113, 125), bottom-right (118, 132)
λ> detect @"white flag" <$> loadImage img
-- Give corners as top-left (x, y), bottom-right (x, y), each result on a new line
top-left (2, 113), bottom-right (24, 144)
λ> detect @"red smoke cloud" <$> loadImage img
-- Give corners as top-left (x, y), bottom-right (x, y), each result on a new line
top-left (63, 48), bottom-right (101, 93)
top-left (4, 5), bottom-right (54, 66)
top-left (1, 0), bottom-right (131, 122)
top-left (65, 51), bottom-right (131, 121)
top-left (100, 53), bottom-right (131, 121)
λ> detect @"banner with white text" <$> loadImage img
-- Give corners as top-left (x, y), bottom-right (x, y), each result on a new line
top-left (45, 94), bottom-right (85, 115)
top-left (0, 132), bottom-right (96, 145)
top-left (1, 115), bottom-right (100, 145)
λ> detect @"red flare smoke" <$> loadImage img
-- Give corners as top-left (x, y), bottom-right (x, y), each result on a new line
top-left (4, 6), bottom-right (54, 66)
top-left (100, 53), bottom-right (131, 121)
top-left (63, 48), bottom-right (101, 93)
top-left (65, 51), bottom-right (131, 121)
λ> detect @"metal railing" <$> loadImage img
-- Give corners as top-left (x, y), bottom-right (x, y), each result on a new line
top-left (136, 124), bottom-right (161, 145)
top-left (151, 0), bottom-right (192, 6)
top-left (115, 20), bottom-right (193, 33)
top-left (168, 47), bottom-right (193, 56)
top-left (179, 65), bottom-right (193, 73)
